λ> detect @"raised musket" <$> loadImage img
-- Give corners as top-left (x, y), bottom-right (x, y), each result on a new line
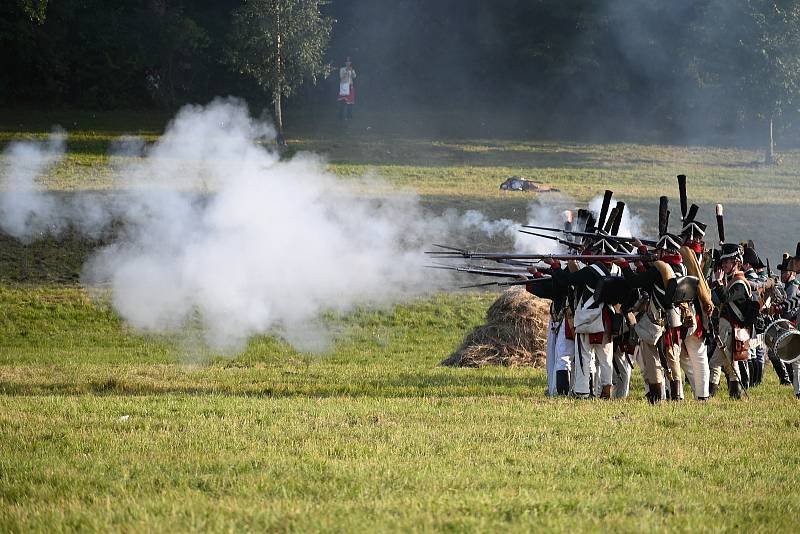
top-left (519, 226), bottom-right (657, 247)
top-left (459, 278), bottom-right (547, 289)
top-left (426, 264), bottom-right (538, 278)
top-left (518, 230), bottom-right (583, 250)
top-left (425, 246), bottom-right (655, 262)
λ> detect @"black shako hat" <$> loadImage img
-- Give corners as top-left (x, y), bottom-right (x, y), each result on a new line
top-left (742, 246), bottom-right (765, 269)
top-left (719, 243), bottom-right (743, 262)
top-left (777, 252), bottom-right (794, 272)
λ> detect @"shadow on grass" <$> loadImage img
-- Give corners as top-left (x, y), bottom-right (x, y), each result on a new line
top-left (0, 370), bottom-right (547, 399)
top-left (295, 137), bottom-right (608, 169)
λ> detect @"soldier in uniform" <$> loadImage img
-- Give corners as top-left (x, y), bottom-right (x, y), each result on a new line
top-left (547, 235), bottom-right (621, 399)
top-left (708, 243), bottom-right (758, 399)
top-left (772, 245), bottom-right (800, 397)
top-left (545, 193), bottom-right (625, 399)
top-left (741, 246), bottom-right (769, 387)
top-left (676, 205), bottom-right (713, 400)
top-left (525, 268), bottom-right (572, 396)
top-left (615, 197), bottom-right (687, 401)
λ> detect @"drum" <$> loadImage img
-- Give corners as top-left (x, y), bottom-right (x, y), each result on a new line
top-left (764, 319), bottom-right (800, 364)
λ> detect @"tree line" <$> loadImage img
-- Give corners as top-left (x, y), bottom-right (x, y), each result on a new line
top-left (2, 0), bottom-right (800, 155)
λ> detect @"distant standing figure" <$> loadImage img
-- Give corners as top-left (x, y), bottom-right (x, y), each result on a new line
top-left (338, 57), bottom-right (356, 120)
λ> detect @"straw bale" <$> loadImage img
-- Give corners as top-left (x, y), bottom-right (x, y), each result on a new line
top-left (442, 286), bottom-right (550, 368)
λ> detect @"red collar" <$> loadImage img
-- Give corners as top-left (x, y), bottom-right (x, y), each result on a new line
top-left (660, 253), bottom-right (683, 265)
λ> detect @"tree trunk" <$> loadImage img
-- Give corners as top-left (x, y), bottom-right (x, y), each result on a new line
top-left (765, 116), bottom-right (775, 165)
top-left (274, 89), bottom-right (286, 147)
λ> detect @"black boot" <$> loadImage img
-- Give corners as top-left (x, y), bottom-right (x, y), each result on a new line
top-left (754, 360), bottom-right (764, 386)
top-left (738, 361), bottom-right (750, 389)
top-left (646, 383), bottom-right (663, 404)
top-left (748, 360), bottom-right (755, 386)
top-left (771, 358), bottom-right (792, 385)
top-left (670, 379), bottom-right (683, 401)
top-left (728, 380), bottom-right (743, 400)
top-left (556, 370), bottom-right (570, 396)
top-left (709, 382), bottom-right (719, 398)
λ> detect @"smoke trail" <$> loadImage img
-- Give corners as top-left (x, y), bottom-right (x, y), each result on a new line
top-left (0, 100), bottom-right (536, 352)
top-left (3, 100), bottom-right (653, 353)
top-left (587, 195), bottom-right (646, 239)
top-left (0, 128), bottom-right (65, 240)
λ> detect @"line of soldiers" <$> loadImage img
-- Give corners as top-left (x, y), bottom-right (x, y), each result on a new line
top-left (523, 177), bottom-right (800, 401)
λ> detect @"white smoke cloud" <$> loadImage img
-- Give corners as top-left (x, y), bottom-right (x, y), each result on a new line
top-left (513, 198), bottom-right (571, 254)
top-left (1, 99), bottom-right (525, 352)
top-left (587, 194), bottom-right (645, 239)
top-left (0, 99), bottom-right (646, 354)
top-left (0, 128), bottom-right (66, 240)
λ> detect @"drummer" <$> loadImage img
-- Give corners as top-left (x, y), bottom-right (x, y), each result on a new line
top-left (770, 254), bottom-right (798, 386)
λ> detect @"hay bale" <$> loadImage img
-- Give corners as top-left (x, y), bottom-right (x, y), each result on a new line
top-left (442, 286), bottom-right (550, 368)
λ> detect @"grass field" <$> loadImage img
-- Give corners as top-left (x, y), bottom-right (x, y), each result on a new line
top-left (2, 109), bottom-right (800, 532)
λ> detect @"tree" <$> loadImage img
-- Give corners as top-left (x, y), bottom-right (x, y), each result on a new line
top-left (18, 0), bottom-right (48, 24)
top-left (229, 0), bottom-right (332, 145)
top-left (690, 0), bottom-right (800, 163)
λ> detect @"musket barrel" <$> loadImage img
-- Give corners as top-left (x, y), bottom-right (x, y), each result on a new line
top-left (425, 252), bottom-right (653, 261)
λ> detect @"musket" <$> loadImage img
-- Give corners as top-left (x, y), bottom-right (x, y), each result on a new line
top-left (426, 264), bottom-right (541, 279)
top-left (520, 225), bottom-right (657, 247)
top-left (497, 258), bottom-right (539, 267)
top-left (518, 230), bottom-right (583, 250)
top-left (426, 246), bottom-right (655, 262)
top-left (459, 278), bottom-right (547, 289)
top-left (709, 322), bottom-right (748, 399)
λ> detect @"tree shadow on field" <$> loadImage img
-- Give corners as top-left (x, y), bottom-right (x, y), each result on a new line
top-left (295, 137), bottom-right (605, 169)
top-left (0, 369), bottom-right (547, 399)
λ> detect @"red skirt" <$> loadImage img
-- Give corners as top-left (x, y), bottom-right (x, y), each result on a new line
top-left (338, 83), bottom-right (355, 104)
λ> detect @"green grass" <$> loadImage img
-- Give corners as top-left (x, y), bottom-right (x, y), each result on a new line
top-left (1, 285), bottom-right (800, 532)
top-left (2, 110), bottom-right (800, 532)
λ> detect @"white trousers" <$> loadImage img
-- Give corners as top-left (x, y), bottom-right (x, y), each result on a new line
top-left (575, 333), bottom-right (613, 396)
top-left (546, 318), bottom-right (573, 396)
top-left (793, 362), bottom-right (800, 396)
top-left (680, 333), bottom-right (710, 399)
top-left (612, 347), bottom-right (632, 399)
top-left (709, 318), bottom-right (742, 384)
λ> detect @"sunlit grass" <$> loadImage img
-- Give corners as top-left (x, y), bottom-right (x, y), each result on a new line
top-left (2, 110), bottom-right (800, 531)
top-left (1, 285), bottom-right (799, 532)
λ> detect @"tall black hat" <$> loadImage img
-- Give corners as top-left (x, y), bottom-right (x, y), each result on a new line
top-left (596, 190), bottom-right (613, 232)
top-left (777, 252), bottom-right (794, 272)
top-left (680, 204), bottom-right (707, 241)
top-left (589, 236), bottom-right (618, 254)
top-left (677, 174), bottom-right (688, 222)
top-left (656, 196), bottom-right (681, 251)
top-left (610, 201), bottom-right (625, 236)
